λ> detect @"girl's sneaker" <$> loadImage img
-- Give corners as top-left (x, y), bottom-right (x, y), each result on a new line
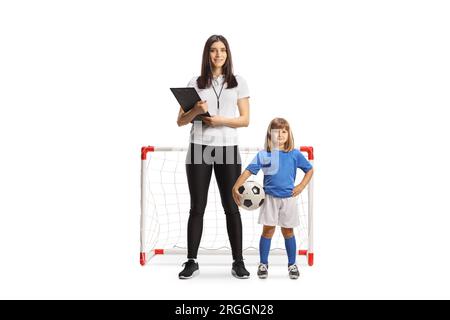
top-left (288, 264), bottom-right (300, 279)
top-left (257, 263), bottom-right (268, 279)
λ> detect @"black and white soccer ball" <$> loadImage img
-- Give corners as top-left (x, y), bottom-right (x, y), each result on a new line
top-left (237, 181), bottom-right (265, 211)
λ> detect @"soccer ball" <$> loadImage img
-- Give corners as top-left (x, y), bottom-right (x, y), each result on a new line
top-left (237, 181), bottom-right (265, 211)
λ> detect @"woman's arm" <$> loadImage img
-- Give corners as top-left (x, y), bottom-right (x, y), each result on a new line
top-left (176, 101), bottom-right (209, 127)
top-left (292, 168), bottom-right (314, 197)
top-left (202, 97), bottom-right (249, 128)
top-left (232, 169), bottom-right (253, 206)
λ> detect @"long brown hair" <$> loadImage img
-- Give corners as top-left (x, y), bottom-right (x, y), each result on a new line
top-left (264, 118), bottom-right (295, 152)
top-left (197, 35), bottom-right (238, 89)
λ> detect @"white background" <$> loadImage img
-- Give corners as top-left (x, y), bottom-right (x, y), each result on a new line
top-left (1, 0), bottom-right (450, 299)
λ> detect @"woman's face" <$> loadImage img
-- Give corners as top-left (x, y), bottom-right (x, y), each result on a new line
top-left (209, 41), bottom-right (227, 69)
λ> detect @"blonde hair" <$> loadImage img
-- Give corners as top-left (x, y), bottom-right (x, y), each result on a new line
top-left (264, 117), bottom-right (295, 152)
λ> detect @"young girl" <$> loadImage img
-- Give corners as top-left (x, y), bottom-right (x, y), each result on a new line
top-left (232, 118), bottom-right (313, 279)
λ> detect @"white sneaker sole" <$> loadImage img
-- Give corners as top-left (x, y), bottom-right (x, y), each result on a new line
top-left (232, 269), bottom-right (250, 279)
top-left (179, 269), bottom-right (199, 279)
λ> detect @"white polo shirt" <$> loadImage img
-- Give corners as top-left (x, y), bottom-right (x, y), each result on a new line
top-left (187, 75), bottom-right (249, 146)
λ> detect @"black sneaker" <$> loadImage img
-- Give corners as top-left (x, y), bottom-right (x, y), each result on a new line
top-left (288, 264), bottom-right (300, 280)
top-left (257, 263), bottom-right (268, 279)
top-left (231, 260), bottom-right (250, 279)
top-left (178, 259), bottom-right (199, 279)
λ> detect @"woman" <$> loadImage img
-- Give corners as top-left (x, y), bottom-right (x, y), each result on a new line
top-left (176, 35), bottom-right (250, 279)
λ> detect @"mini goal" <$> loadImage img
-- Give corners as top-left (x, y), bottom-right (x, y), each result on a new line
top-left (140, 146), bottom-right (314, 266)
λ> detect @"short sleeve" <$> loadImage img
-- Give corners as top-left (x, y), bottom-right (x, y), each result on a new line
top-left (246, 151), bottom-right (262, 175)
top-left (295, 150), bottom-right (313, 173)
top-left (236, 75), bottom-right (250, 99)
top-left (187, 76), bottom-right (198, 87)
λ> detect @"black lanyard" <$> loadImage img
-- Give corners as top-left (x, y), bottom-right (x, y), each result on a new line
top-left (212, 81), bottom-right (225, 109)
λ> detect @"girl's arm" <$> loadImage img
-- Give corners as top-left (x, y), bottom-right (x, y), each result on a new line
top-left (202, 97), bottom-right (249, 128)
top-left (232, 169), bottom-right (253, 206)
top-left (292, 168), bottom-right (314, 197)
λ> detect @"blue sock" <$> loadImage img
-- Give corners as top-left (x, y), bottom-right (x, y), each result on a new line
top-left (259, 236), bottom-right (271, 265)
top-left (285, 236), bottom-right (297, 266)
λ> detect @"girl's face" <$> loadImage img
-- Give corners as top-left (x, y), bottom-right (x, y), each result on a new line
top-left (273, 128), bottom-right (289, 149)
top-left (209, 41), bottom-right (227, 69)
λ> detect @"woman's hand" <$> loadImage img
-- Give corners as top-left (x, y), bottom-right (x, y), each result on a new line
top-left (201, 98), bottom-right (249, 128)
top-left (202, 115), bottom-right (224, 127)
top-left (177, 101), bottom-right (209, 127)
top-left (292, 184), bottom-right (305, 197)
top-left (232, 185), bottom-right (242, 206)
top-left (194, 100), bottom-right (208, 115)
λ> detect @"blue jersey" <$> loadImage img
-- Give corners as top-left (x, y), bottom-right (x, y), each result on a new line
top-left (246, 149), bottom-right (313, 198)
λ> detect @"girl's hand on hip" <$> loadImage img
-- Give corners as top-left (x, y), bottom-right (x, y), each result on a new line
top-left (292, 184), bottom-right (304, 197)
top-left (202, 115), bottom-right (224, 127)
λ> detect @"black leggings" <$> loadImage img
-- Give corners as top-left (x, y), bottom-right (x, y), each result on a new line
top-left (185, 143), bottom-right (243, 261)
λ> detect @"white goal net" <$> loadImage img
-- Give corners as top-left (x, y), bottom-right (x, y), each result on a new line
top-left (140, 146), bottom-right (314, 266)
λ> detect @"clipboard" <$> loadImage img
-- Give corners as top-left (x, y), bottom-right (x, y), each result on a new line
top-left (170, 87), bottom-right (210, 122)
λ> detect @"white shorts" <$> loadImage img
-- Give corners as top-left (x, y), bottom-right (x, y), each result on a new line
top-left (258, 194), bottom-right (299, 228)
